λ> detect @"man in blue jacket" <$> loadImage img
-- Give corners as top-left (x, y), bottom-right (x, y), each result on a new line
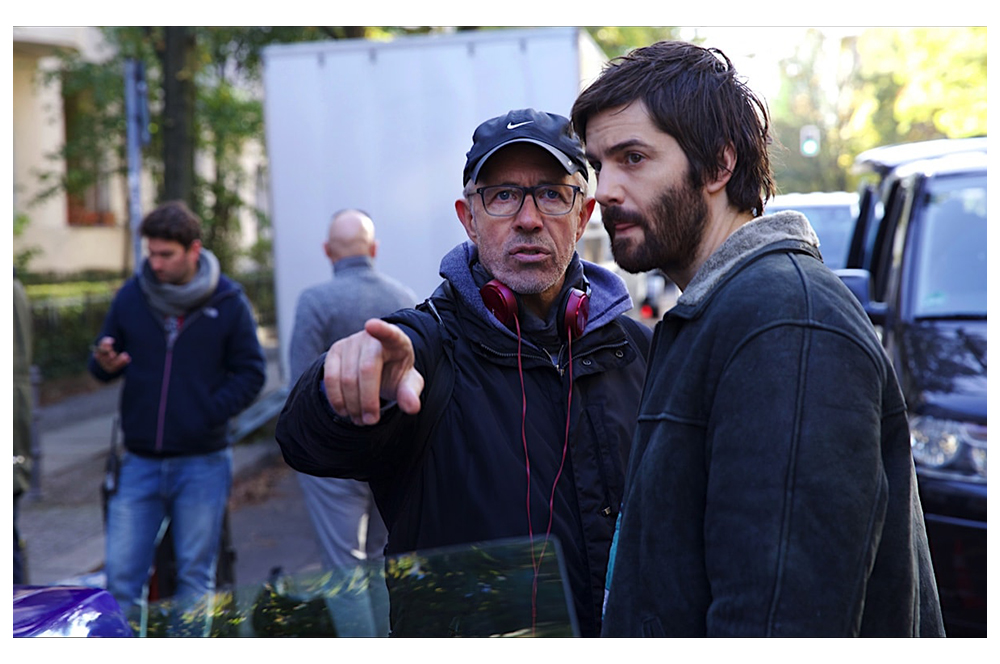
top-left (89, 200), bottom-right (266, 623)
top-left (571, 40), bottom-right (944, 637)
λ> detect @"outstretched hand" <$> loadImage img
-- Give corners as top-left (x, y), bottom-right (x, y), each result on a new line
top-left (323, 318), bottom-right (424, 426)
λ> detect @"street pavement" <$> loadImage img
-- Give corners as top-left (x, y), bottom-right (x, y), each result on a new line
top-left (18, 341), bottom-right (325, 593)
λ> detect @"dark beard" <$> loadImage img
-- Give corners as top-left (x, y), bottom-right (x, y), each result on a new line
top-left (601, 178), bottom-right (707, 275)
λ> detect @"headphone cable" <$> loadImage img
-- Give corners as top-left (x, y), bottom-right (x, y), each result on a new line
top-left (514, 313), bottom-right (574, 636)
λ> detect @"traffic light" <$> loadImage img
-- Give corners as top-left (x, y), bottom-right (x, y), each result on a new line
top-left (799, 124), bottom-right (821, 157)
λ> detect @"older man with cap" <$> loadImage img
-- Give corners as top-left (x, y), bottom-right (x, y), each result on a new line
top-left (276, 109), bottom-right (651, 637)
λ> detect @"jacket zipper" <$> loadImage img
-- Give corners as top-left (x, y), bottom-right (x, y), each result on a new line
top-left (152, 305), bottom-right (212, 452)
top-left (154, 316), bottom-right (180, 453)
top-left (594, 437), bottom-right (615, 517)
top-left (477, 343), bottom-right (554, 368)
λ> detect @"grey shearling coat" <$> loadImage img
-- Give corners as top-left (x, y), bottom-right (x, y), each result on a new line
top-left (601, 211), bottom-right (945, 637)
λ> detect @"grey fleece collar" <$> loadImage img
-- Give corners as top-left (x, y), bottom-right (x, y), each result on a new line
top-left (332, 254), bottom-right (374, 276)
top-left (678, 210), bottom-right (819, 307)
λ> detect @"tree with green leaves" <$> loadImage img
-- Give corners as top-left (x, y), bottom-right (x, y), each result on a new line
top-left (39, 27), bottom-right (443, 275)
top-left (767, 29), bottom-right (847, 194)
top-left (843, 27), bottom-right (986, 147)
top-left (39, 26), bottom-right (984, 269)
top-left (585, 27), bottom-right (679, 58)
top-left (765, 27), bottom-right (985, 195)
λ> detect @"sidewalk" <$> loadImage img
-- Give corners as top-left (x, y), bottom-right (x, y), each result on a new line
top-left (18, 341), bottom-right (324, 590)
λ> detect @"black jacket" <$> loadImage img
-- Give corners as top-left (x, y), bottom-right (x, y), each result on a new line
top-left (601, 212), bottom-right (944, 637)
top-left (277, 242), bottom-right (650, 636)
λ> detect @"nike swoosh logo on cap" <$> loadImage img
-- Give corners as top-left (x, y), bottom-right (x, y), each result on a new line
top-left (507, 121), bottom-right (534, 129)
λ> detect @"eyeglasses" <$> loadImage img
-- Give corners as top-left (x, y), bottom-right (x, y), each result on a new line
top-left (474, 184), bottom-right (582, 217)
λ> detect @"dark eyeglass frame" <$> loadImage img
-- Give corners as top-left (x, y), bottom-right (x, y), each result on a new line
top-left (473, 184), bottom-right (583, 217)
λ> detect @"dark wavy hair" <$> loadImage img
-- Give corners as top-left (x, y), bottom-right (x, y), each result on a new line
top-left (139, 200), bottom-right (202, 248)
top-left (571, 40), bottom-right (775, 215)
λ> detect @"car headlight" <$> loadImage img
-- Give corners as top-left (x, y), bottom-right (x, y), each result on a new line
top-left (966, 422), bottom-right (988, 477)
top-left (910, 415), bottom-right (986, 481)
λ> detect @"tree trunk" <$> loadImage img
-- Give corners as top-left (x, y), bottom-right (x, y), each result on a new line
top-left (160, 27), bottom-right (196, 206)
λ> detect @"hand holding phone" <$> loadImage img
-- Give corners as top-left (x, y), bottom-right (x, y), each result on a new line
top-left (92, 336), bottom-right (131, 373)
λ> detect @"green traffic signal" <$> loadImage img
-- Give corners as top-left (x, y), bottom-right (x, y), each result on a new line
top-left (800, 124), bottom-right (821, 157)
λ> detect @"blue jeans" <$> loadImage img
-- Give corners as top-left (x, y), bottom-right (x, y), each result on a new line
top-left (105, 448), bottom-right (232, 617)
top-left (14, 492), bottom-right (24, 585)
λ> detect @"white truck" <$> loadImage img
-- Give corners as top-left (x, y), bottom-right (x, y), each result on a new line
top-left (261, 28), bottom-right (647, 381)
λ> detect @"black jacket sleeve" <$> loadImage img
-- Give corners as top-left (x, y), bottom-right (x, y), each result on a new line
top-left (274, 353), bottom-right (409, 481)
top-left (274, 305), bottom-right (447, 484)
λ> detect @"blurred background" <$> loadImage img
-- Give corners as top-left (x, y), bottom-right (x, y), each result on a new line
top-left (11, 24), bottom-right (986, 395)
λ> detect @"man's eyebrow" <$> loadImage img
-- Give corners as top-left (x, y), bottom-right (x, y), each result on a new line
top-left (586, 138), bottom-right (652, 160)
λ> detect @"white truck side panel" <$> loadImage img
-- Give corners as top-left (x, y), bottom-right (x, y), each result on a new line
top-left (263, 28), bottom-right (605, 380)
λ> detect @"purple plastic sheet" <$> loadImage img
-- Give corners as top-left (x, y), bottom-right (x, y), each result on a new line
top-left (13, 585), bottom-right (133, 637)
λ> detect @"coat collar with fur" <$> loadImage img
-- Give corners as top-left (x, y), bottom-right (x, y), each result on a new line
top-left (677, 210), bottom-right (820, 309)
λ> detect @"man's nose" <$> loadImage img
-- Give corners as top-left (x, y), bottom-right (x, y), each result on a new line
top-left (595, 170), bottom-right (624, 208)
top-left (513, 193), bottom-right (544, 230)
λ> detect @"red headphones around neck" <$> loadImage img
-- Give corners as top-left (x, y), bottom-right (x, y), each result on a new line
top-left (480, 279), bottom-right (590, 341)
top-left (478, 274), bottom-right (589, 634)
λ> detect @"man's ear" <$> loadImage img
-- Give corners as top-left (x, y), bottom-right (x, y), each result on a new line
top-left (575, 196), bottom-right (597, 243)
top-left (705, 144), bottom-right (737, 194)
top-left (323, 241), bottom-right (334, 260)
top-left (455, 198), bottom-right (478, 244)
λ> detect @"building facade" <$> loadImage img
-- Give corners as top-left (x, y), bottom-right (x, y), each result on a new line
top-left (12, 27), bottom-right (268, 277)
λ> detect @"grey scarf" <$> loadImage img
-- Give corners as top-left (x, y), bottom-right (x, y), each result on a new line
top-left (139, 248), bottom-right (221, 318)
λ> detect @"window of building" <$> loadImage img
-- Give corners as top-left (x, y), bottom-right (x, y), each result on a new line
top-left (62, 77), bottom-right (116, 227)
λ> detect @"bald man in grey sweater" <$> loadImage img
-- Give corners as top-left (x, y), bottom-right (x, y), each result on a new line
top-left (288, 208), bottom-right (416, 635)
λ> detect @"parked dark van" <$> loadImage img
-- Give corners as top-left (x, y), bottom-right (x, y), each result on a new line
top-left (837, 138), bottom-right (986, 637)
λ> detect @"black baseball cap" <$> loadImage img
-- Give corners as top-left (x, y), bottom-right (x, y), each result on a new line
top-left (463, 109), bottom-right (589, 185)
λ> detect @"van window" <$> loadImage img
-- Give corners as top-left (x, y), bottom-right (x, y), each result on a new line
top-left (912, 174), bottom-right (987, 318)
